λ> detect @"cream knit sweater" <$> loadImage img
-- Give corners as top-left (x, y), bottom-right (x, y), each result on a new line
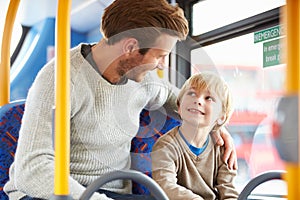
top-left (4, 44), bottom-right (178, 200)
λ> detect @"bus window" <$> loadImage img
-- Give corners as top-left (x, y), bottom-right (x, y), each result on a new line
top-left (0, 0), bottom-right (22, 57)
top-left (192, 0), bottom-right (285, 36)
top-left (191, 28), bottom-right (286, 192)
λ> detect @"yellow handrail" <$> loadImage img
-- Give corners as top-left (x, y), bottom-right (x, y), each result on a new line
top-left (53, 0), bottom-right (72, 197)
top-left (283, 0), bottom-right (300, 199)
top-left (0, 0), bottom-right (20, 106)
top-left (285, 0), bottom-right (299, 94)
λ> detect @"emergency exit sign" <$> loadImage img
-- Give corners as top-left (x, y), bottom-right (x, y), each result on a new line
top-left (254, 25), bottom-right (283, 43)
top-left (263, 38), bottom-right (282, 68)
top-left (255, 25), bottom-right (285, 68)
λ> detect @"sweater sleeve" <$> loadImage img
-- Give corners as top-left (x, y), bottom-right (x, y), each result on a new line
top-left (145, 73), bottom-right (181, 120)
top-left (151, 132), bottom-right (203, 200)
top-left (13, 62), bottom-right (111, 200)
top-left (162, 81), bottom-right (181, 121)
top-left (215, 147), bottom-right (239, 200)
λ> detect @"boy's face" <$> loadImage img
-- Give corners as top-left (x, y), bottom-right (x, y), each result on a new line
top-left (178, 87), bottom-right (223, 129)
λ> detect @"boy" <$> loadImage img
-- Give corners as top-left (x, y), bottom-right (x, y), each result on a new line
top-left (152, 71), bottom-right (239, 200)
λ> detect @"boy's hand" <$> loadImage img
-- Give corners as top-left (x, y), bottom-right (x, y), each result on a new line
top-left (212, 128), bottom-right (238, 170)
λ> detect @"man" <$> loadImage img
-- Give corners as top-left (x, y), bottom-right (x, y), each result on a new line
top-left (4, 0), bottom-right (236, 199)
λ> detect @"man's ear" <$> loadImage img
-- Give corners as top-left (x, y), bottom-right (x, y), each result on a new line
top-left (123, 38), bottom-right (139, 53)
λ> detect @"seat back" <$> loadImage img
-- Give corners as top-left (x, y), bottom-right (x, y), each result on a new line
top-left (0, 100), bottom-right (25, 199)
top-left (131, 109), bottom-right (181, 194)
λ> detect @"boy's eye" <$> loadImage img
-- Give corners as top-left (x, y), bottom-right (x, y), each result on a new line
top-left (206, 96), bottom-right (215, 102)
top-left (187, 91), bottom-right (196, 97)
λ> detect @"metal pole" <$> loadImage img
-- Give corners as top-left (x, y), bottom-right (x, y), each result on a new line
top-left (50, 0), bottom-right (73, 199)
top-left (0, 0), bottom-right (20, 106)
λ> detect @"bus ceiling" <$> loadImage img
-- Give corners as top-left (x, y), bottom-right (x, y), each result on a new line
top-left (10, 0), bottom-right (114, 33)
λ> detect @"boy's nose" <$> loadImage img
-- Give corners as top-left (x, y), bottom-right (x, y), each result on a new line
top-left (194, 97), bottom-right (204, 106)
top-left (194, 100), bottom-right (202, 106)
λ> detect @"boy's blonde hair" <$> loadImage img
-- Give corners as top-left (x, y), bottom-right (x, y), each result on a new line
top-left (177, 71), bottom-right (234, 131)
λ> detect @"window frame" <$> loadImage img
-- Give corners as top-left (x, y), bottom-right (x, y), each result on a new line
top-left (173, 0), bottom-right (282, 87)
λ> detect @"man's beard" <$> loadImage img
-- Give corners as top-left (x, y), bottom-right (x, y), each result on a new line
top-left (116, 54), bottom-right (144, 81)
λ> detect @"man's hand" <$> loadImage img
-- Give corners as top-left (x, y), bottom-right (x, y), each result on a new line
top-left (211, 128), bottom-right (238, 170)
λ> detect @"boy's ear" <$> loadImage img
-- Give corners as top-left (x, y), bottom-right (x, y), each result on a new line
top-left (177, 105), bottom-right (181, 116)
top-left (217, 115), bottom-right (226, 125)
top-left (123, 38), bottom-right (138, 53)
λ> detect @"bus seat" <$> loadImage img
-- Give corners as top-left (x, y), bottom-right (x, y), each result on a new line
top-left (131, 109), bottom-right (181, 194)
top-left (0, 100), bottom-right (26, 199)
top-left (10, 18), bottom-right (87, 101)
top-left (0, 104), bottom-right (178, 197)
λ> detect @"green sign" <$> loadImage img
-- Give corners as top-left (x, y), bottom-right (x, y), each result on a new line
top-left (263, 38), bottom-right (282, 68)
top-left (254, 25), bottom-right (283, 43)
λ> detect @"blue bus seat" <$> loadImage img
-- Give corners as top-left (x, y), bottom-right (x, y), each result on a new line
top-left (131, 109), bottom-right (181, 194)
top-left (10, 18), bottom-right (87, 101)
top-left (0, 100), bottom-right (26, 200)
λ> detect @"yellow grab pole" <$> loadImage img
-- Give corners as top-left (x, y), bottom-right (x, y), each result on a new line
top-left (0, 0), bottom-right (20, 106)
top-left (283, 0), bottom-right (300, 199)
top-left (52, 0), bottom-right (72, 198)
top-left (285, 0), bottom-right (299, 94)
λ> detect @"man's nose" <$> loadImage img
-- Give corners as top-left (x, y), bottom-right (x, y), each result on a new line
top-left (157, 57), bottom-right (167, 70)
top-left (157, 63), bottom-right (165, 70)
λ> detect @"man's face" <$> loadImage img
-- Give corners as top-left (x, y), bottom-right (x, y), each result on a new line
top-left (118, 34), bottom-right (178, 82)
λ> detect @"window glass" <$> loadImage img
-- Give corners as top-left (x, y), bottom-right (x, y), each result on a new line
top-left (192, 0), bottom-right (286, 35)
top-left (191, 26), bottom-right (287, 195)
top-left (0, 0), bottom-right (22, 57)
